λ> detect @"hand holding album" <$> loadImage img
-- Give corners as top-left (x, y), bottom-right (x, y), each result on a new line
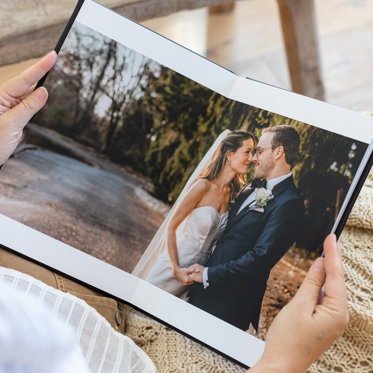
top-left (0, 52), bottom-right (56, 166)
top-left (251, 234), bottom-right (349, 373)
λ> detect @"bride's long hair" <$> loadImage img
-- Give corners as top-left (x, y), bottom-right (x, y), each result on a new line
top-left (198, 130), bottom-right (256, 204)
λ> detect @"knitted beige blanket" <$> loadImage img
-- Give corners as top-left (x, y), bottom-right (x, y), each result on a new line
top-left (124, 169), bottom-right (373, 373)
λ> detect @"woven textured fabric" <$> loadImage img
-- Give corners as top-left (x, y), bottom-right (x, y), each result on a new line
top-left (125, 169), bottom-right (373, 373)
top-left (124, 306), bottom-right (246, 373)
top-left (308, 168), bottom-right (373, 373)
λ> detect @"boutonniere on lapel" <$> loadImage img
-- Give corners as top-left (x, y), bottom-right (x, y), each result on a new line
top-left (254, 187), bottom-right (274, 208)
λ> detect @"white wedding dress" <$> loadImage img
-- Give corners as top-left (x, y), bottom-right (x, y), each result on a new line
top-left (145, 206), bottom-right (228, 297)
top-left (132, 130), bottom-right (232, 295)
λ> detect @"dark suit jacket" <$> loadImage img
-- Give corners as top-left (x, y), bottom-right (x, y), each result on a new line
top-left (188, 175), bottom-right (305, 331)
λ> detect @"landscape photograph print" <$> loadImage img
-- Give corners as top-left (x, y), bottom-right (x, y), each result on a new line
top-left (0, 21), bottom-right (367, 338)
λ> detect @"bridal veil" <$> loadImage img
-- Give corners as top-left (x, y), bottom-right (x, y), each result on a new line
top-left (132, 130), bottom-right (231, 278)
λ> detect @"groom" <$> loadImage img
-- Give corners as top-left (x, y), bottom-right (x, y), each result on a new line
top-left (188, 125), bottom-right (305, 331)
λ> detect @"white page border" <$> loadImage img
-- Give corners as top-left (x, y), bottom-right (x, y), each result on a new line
top-left (0, 214), bottom-right (264, 367)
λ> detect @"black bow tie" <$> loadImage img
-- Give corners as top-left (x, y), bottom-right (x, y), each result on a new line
top-left (251, 178), bottom-right (267, 189)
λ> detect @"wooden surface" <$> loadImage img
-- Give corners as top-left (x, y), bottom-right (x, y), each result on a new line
top-left (1, 0), bottom-right (324, 99)
top-left (1, 0), bottom-right (372, 110)
top-left (277, 0), bottom-right (324, 100)
top-left (139, 0), bottom-right (373, 110)
top-left (0, 0), bottom-right (234, 66)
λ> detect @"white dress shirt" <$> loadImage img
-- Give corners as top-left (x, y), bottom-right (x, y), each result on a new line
top-left (203, 172), bottom-right (293, 288)
top-left (237, 172), bottom-right (292, 214)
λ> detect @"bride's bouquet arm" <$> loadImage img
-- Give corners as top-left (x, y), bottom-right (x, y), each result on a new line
top-left (166, 179), bottom-right (209, 285)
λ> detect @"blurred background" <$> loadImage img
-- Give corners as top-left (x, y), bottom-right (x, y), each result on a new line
top-left (143, 0), bottom-right (373, 111)
top-left (1, 0), bottom-right (373, 110)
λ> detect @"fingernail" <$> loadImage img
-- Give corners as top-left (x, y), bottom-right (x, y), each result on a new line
top-left (329, 234), bottom-right (341, 255)
top-left (312, 258), bottom-right (325, 272)
top-left (35, 87), bottom-right (48, 101)
top-left (45, 50), bottom-right (57, 57)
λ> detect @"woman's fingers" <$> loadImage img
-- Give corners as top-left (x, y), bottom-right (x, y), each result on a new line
top-left (186, 266), bottom-right (197, 273)
top-left (293, 257), bottom-right (326, 312)
top-left (0, 51), bottom-right (57, 99)
top-left (1, 87), bottom-right (48, 132)
top-left (292, 233), bottom-right (347, 316)
top-left (320, 235), bottom-right (349, 330)
top-left (323, 235), bottom-right (347, 302)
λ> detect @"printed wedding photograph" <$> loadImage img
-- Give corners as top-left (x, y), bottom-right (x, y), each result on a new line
top-left (0, 20), bottom-right (368, 340)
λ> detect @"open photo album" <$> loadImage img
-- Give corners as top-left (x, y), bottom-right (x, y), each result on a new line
top-left (1, 0), bottom-right (372, 367)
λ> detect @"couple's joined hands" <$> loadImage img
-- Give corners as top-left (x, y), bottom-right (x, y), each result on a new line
top-left (173, 264), bottom-right (205, 285)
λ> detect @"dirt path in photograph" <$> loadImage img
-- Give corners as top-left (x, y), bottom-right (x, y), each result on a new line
top-left (0, 147), bottom-right (164, 273)
top-left (257, 255), bottom-right (310, 339)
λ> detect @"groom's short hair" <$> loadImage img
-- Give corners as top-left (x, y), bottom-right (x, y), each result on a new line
top-left (262, 125), bottom-right (300, 167)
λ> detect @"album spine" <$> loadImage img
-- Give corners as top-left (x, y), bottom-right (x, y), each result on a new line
top-left (333, 139), bottom-right (373, 238)
top-left (36, 0), bottom-right (86, 89)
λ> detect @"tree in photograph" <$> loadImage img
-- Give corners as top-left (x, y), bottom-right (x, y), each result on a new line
top-left (292, 124), bottom-right (366, 251)
top-left (34, 24), bottom-right (117, 144)
top-left (145, 66), bottom-right (227, 202)
top-left (75, 38), bottom-right (116, 136)
top-left (107, 69), bottom-right (160, 173)
top-left (100, 48), bottom-right (159, 153)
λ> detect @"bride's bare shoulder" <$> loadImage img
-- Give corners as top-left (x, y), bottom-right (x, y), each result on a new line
top-left (180, 179), bottom-right (210, 204)
top-left (192, 178), bottom-right (211, 193)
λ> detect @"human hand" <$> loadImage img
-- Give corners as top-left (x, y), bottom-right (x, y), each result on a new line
top-left (0, 51), bottom-right (57, 166)
top-left (250, 234), bottom-right (349, 373)
top-left (174, 267), bottom-right (194, 286)
top-left (187, 263), bottom-right (205, 283)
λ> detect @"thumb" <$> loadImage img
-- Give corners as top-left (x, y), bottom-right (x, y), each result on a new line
top-left (3, 87), bottom-right (48, 131)
top-left (294, 258), bottom-right (326, 311)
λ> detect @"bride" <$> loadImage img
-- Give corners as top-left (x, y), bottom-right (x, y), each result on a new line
top-left (132, 130), bottom-right (255, 297)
